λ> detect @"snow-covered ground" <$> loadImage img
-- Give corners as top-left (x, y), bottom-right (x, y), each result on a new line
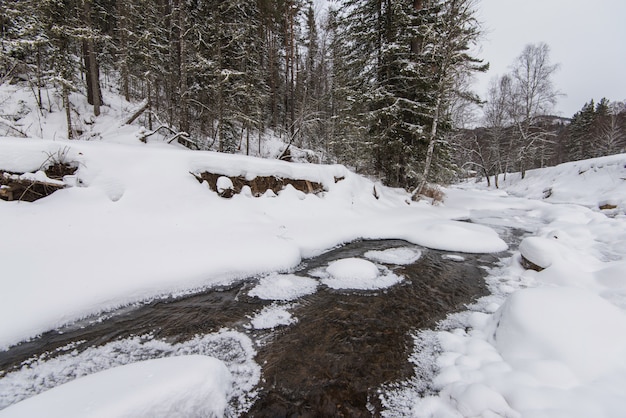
top-left (0, 133), bottom-right (507, 352)
top-left (382, 157), bottom-right (626, 417)
top-left (2, 81), bottom-right (626, 416)
top-left (0, 355), bottom-right (231, 418)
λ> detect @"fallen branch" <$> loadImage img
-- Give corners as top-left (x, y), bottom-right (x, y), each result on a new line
top-left (0, 173), bottom-right (66, 202)
top-left (0, 119), bottom-right (28, 138)
top-left (123, 100), bottom-right (149, 125)
top-left (137, 125), bottom-right (198, 149)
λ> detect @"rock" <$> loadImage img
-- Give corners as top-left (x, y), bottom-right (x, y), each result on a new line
top-left (216, 176), bottom-right (235, 198)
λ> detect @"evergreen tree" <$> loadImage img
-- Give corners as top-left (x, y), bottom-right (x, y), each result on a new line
top-left (567, 100), bottom-right (596, 161)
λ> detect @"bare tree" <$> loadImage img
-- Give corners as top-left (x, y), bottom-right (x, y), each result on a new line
top-left (509, 42), bottom-right (560, 177)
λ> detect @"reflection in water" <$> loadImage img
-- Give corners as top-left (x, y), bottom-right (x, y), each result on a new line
top-left (0, 240), bottom-right (504, 416)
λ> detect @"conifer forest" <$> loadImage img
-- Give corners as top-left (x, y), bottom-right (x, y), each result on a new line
top-left (1, 0), bottom-right (625, 190)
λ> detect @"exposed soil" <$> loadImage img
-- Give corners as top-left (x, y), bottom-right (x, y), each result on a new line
top-left (0, 163), bottom-right (76, 202)
top-left (193, 171), bottom-right (328, 197)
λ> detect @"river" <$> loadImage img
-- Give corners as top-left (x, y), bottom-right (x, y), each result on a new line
top-left (0, 235), bottom-right (517, 416)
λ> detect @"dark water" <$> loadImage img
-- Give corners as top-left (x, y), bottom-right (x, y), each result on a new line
top-left (0, 239), bottom-right (505, 416)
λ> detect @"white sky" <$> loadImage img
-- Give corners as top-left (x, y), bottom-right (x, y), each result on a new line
top-left (475, 0), bottom-right (626, 117)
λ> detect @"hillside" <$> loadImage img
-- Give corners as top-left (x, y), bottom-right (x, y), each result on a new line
top-left (495, 154), bottom-right (626, 215)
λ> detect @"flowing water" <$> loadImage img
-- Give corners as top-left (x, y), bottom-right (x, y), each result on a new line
top-left (0, 238), bottom-right (512, 416)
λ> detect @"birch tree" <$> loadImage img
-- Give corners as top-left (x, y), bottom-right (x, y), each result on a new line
top-left (413, 0), bottom-right (487, 196)
top-left (509, 42), bottom-right (560, 177)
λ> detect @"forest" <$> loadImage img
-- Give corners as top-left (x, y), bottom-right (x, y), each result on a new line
top-left (1, 0), bottom-right (625, 192)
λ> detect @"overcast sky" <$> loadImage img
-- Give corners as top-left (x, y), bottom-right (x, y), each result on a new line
top-left (475, 0), bottom-right (626, 117)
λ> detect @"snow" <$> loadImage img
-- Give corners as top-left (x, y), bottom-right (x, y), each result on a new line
top-left (318, 258), bottom-right (403, 290)
top-left (0, 355), bottom-right (231, 418)
top-left (365, 247), bottom-right (422, 265)
top-left (0, 134), bottom-right (507, 351)
top-left (216, 176), bottom-right (234, 193)
top-left (486, 287), bottom-right (626, 382)
top-left (248, 273), bottom-right (318, 301)
top-left (3, 81), bottom-right (626, 417)
top-left (518, 236), bottom-right (560, 269)
top-left (497, 154), bottom-right (626, 215)
top-left (382, 153), bottom-right (626, 418)
top-left (0, 330), bottom-right (260, 416)
top-left (327, 258), bottom-right (379, 281)
top-left (248, 304), bottom-right (297, 330)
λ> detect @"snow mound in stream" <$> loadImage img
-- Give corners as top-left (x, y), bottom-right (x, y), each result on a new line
top-left (248, 273), bottom-right (318, 301)
top-left (248, 304), bottom-right (297, 330)
top-left (365, 247), bottom-right (422, 265)
top-left (0, 355), bottom-right (231, 418)
top-left (319, 258), bottom-right (403, 290)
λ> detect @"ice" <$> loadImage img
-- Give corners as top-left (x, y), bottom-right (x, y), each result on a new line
top-left (0, 355), bottom-right (231, 418)
top-left (249, 304), bottom-right (297, 330)
top-left (319, 258), bottom-right (403, 290)
top-left (364, 247), bottom-right (422, 265)
top-left (248, 273), bottom-right (318, 301)
top-left (442, 254), bottom-right (465, 262)
top-left (0, 330), bottom-right (260, 416)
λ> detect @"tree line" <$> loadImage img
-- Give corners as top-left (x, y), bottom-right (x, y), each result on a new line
top-left (1, 0), bottom-right (487, 193)
top-left (455, 43), bottom-right (626, 187)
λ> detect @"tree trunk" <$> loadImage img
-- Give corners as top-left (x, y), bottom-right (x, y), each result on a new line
top-left (63, 85), bottom-right (73, 139)
top-left (36, 45), bottom-right (43, 110)
top-left (414, 92), bottom-right (442, 198)
top-left (118, 1), bottom-right (130, 101)
top-left (178, 0), bottom-right (189, 133)
top-left (82, 0), bottom-right (102, 116)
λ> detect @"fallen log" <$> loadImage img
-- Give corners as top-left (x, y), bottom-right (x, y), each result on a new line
top-left (0, 172), bottom-right (66, 202)
top-left (123, 100), bottom-right (149, 126)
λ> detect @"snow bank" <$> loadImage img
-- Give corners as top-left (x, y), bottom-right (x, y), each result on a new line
top-left (0, 135), bottom-right (507, 349)
top-left (399, 219), bottom-right (508, 253)
top-left (500, 153), bottom-right (626, 214)
top-left (0, 355), bottom-right (231, 418)
top-left (488, 287), bottom-right (626, 382)
top-left (0, 330), bottom-right (260, 415)
top-left (383, 156), bottom-right (626, 418)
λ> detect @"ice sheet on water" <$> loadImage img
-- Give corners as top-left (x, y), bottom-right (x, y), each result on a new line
top-left (248, 273), bottom-right (318, 301)
top-left (0, 355), bottom-right (231, 418)
top-left (248, 303), bottom-right (297, 330)
top-left (364, 247), bottom-right (422, 265)
top-left (0, 330), bottom-right (260, 416)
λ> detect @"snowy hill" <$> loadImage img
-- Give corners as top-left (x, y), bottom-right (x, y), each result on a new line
top-left (496, 154), bottom-right (626, 215)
